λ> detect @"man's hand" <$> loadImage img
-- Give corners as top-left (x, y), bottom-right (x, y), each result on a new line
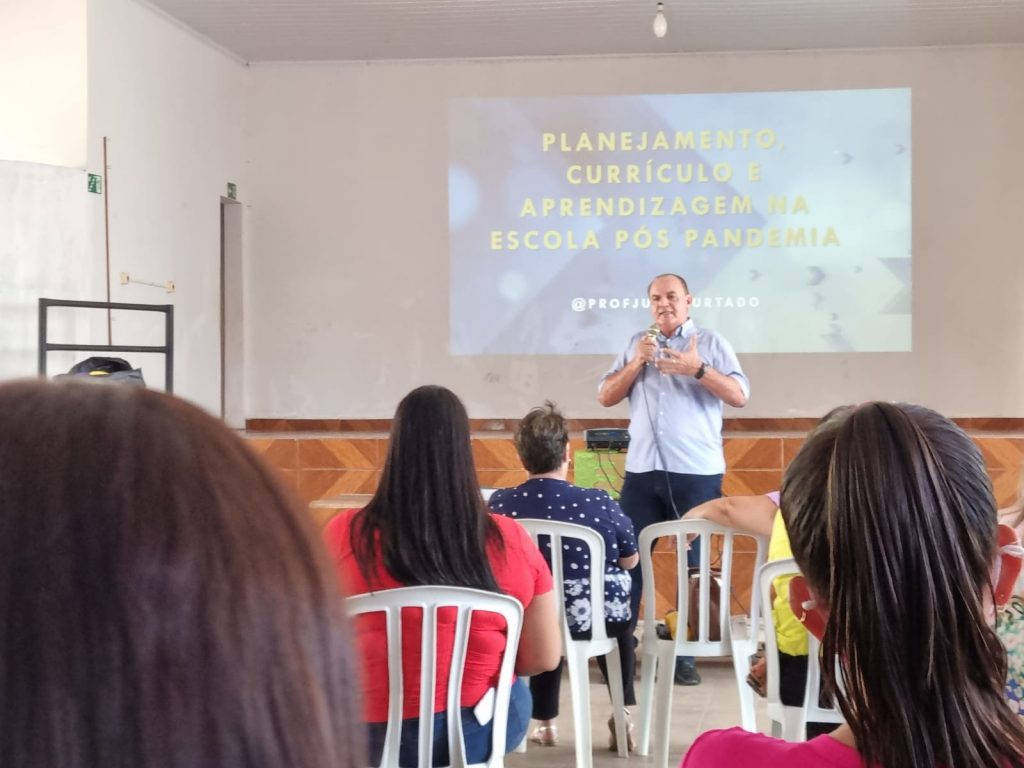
top-left (655, 335), bottom-right (701, 376)
top-left (599, 333), bottom-right (657, 407)
top-left (631, 335), bottom-right (658, 368)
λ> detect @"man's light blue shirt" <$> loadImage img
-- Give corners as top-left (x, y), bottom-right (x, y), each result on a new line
top-left (599, 318), bottom-right (749, 475)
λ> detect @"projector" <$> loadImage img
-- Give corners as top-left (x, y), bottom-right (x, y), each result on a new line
top-left (584, 428), bottom-right (630, 451)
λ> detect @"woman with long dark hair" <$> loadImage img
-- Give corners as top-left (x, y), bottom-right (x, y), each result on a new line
top-left (324, 385), bottom-right (560, 766)
top-left (0, 380), bottom-right (363, 768)
top-left (684, 402), bottom-right (1024, 767)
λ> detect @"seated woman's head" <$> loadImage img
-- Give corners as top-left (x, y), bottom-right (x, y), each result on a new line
top-left (514, 401), bottom-right (569, 474)
top-left (380, 384), bottom-right (478, 497)
top-left (781, 401), bottom-right (1024, 767)
top-left (0, 380), bottom-right (362, 768)
top-left (354, 385), bottom-right (499, 591)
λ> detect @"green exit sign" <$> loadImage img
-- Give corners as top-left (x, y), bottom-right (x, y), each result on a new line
top-left (226, 182), bottom-right (237, 200)
top-left (87, 173), bottom-right (103, 194)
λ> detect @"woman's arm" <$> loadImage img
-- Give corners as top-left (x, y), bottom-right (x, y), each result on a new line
top-left (515, 589), bottom-right (562, 675)
top-left (618, 552), bottom-right (640, 570)
top-left (682, 494), bottom-right (778, 539)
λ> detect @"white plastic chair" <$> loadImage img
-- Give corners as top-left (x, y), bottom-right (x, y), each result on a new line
top-left (728, 565), bottom-right (767, 734)
top-left (635, 519), bottom-right (767, 768)
top-left (515, 519), bottom-right (629, 766)
top-left (802, 624), bottom-right (846, 732)
top-left (753, 558), bottom-right (805, 740)
top-left (735, 558), bottom-right (844, 741)
top-left (346, 585), bottom-right (524, 768)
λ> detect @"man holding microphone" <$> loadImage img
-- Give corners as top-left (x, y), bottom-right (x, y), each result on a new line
top-left (598, 273), bottom-right (749, 685)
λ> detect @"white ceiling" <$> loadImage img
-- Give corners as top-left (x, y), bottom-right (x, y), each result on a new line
top-left (144, 0), bottom-right (1024, 62)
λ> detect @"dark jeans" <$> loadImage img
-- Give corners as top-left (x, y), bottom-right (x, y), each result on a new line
top-left (529, 621), bottom-right (637, 720)
top-left (366, 678), bottom-right (531, 767)
top-left (619, 470), bottom-right (723, 668)
top-left (778, 651), bottom-right (837, 740)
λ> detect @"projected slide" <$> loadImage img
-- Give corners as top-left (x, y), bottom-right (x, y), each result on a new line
top-left (448, 88), bottom-right (911, 355)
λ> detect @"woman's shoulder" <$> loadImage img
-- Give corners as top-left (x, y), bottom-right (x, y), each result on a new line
top-left (684, 727), bottom-right (780, 765)
top-left (487, 484), bottom-right (521, 506)
top-left (490, 510), bottom-right (530, 542)
top-left (683, 728), bottom-right (860, 768)
top-left (487, 481), bottom-right (541, 513)
top-left (323, 508), bottom-right (360, 548)
top-left (557, 483), bottom-right (617, 514)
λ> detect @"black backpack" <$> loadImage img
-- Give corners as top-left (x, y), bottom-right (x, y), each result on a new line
top-left (56, 357), bottom-right (146, 386)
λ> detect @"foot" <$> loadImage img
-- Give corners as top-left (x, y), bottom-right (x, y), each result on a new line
top-left (674, 659), bottom-right (701, 686)
top-left (530, 724), bottom-right (558, 747)
top-left (607, 710), bottom-right (636, 753)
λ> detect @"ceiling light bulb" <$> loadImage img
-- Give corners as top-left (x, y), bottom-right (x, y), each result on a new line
top-left (653, 1), bottom-right (668, 38)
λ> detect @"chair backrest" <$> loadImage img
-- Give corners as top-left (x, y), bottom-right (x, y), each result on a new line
top-left (756, 558), bottom-right (844, 737)
top-left (756, 558), bottom-right (798, 709)
top-left (639, 518), bottom-right (767, 657)
top-left (803, 632), bottom-right (845, 726)
top-left (346, 585), bottom-right (524, 768)
top-left (516, 518), bottom-right (610, 645)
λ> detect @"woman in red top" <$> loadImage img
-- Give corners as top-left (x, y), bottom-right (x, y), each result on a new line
top-left (684, 403), bottom-right (1024, 768)
top-left (325, 385), bottom-right (560, 767)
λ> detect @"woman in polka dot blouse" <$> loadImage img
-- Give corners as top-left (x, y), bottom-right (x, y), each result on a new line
top-left (489, 401), bottom-right (639, 752)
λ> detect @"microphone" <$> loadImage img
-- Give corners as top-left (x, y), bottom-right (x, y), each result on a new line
top-left (645, 324), bottom-right (659, 365)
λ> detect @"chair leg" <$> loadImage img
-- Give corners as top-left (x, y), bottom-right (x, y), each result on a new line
top-left (514, 676), bottom-right (529, 753)
top-left (514, 733), bottom-right (527, 754)
top-left (731, 643), bottom-right (758, 732)
top-left (781, 707), bottom-right (804, 742)
top-left (565, 647), bottom-right (593, 768)
top-left (653, 645), bottom-right (676, 768)
top-left (636, 648), bottom-right (658, 756)
top-left (604, 647), bottom-right (628, 758)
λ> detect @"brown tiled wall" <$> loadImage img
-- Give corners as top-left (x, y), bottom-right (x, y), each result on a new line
top-left (246, 433), bottom-right (1024, 508)
top-left (249, 431), bottom-right (1024, 618)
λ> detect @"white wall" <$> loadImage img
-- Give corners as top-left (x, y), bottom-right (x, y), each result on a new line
top-left (0, 0), bottom-right (87, 168)
top-left (87, 0), bottom-right (250, 412)
top-left (245, 47), bottom-right (1024, 419)
top-left (0, 0), bottom-right (101, 383)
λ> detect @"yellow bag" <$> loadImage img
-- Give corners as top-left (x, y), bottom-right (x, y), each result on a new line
top-left (663, 570), bottom-right (722, 642)
top-left (664, 609), bottom-right (679, 639)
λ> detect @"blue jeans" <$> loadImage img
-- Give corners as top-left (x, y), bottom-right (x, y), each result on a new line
top-left (366, 678), bottom-right (531, 767)
top-left (619, 470), bottom-right (723, 666)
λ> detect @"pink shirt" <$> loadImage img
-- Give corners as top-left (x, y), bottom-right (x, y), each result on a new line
top-left (683, 728), bottom-right (862, 768)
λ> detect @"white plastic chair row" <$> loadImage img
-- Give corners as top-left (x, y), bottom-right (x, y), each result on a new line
top-left (515, 519), bottom-right (629, 768)
top-left (347, 585), bottom-right (524, 768)
top-left (636, 519), bottom-right (768, 768)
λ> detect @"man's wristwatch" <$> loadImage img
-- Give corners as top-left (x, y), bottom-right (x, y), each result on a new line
top-left (695, 361), bottom-right (708, 380)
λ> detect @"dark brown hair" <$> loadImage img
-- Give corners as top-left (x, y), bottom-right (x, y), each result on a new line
top-left (514, 400), bottom-right (569, 475)
top-left (0, 380), bottom-right (363, 768)
top-left (781, 402), bottom-right (1024, 768)
top-left (352, 385), bottom-right (501, 592)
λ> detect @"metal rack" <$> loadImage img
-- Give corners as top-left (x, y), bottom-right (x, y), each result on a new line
top-left (38, 298), bottom-right (174, 392)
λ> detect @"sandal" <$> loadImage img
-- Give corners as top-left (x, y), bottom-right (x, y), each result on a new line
top-left (530, 724), bottom-right (559, 747)
top-left (608, 710), bottom-right (636, 753)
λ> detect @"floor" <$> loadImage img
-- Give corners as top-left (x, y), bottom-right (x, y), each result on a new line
top-left (505, 658), bottom-right (769, 768)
